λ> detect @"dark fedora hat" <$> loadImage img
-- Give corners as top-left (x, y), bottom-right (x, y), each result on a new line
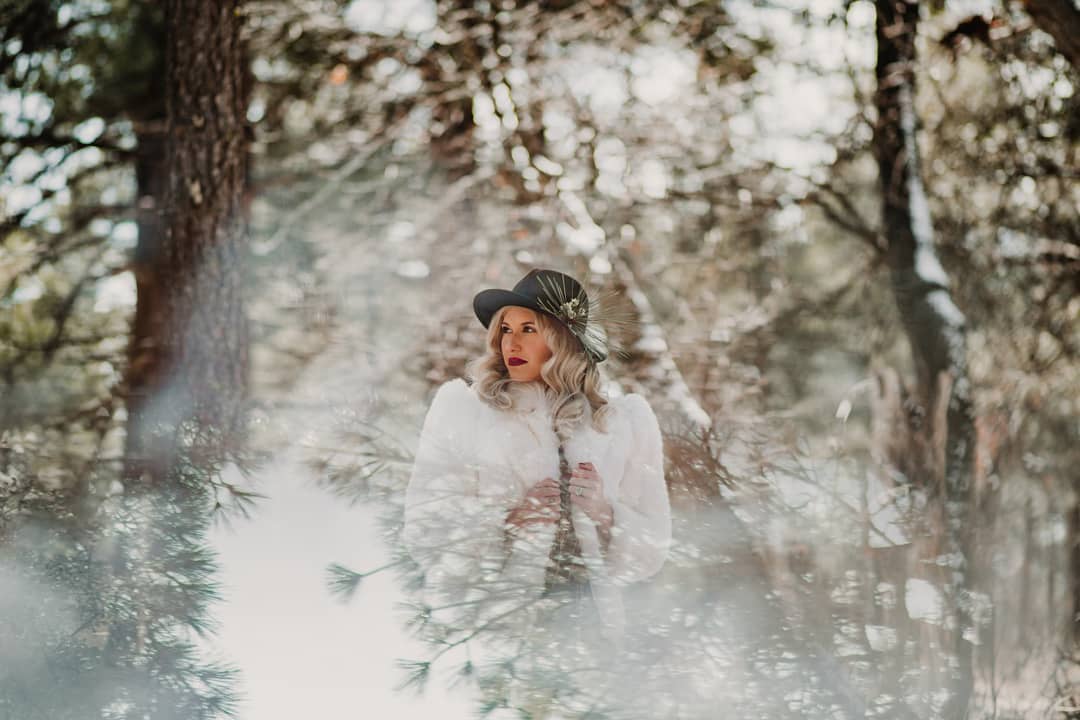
top-left (473, 268), bottom-right (608, 362)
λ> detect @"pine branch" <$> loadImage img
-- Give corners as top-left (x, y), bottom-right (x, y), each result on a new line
top-left (325, 559), bottom-right (407, 601)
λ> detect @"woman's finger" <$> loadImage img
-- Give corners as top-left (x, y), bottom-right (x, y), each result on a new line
top-left (568, 486), bottom-right (591, 500)
top-left (570, 493), bottom-right (598, 514)
top-left (569, 477), bottom-right (600, 493)
top-left (570, 493), bottom-right (609, 520)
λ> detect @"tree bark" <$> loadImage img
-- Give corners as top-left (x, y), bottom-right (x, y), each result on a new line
top-left (872, 0), bottom-right (977, 714)
top-left (125, 0), bottom-right (249, 483)
top-left (1069, 501), bottom-right (1080, 644)
top-left (126, 123), bottom-right (168, 471)
top-left (1024, 0), bottom-right (1080, 72)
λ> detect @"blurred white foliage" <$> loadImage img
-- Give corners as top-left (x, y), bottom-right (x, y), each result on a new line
top-left (865, 624), bottom-right (898, 652)
top-left (72, 116), bottom-right (105, 144)
top-left (396, 260), bottom-right (430, 279)
top-left (629, 45), bottom-right (696, 106)
top-left (94, 271), bottom-right (136, 313)
top-left (344, 0), bottom-right (436, 36)
top-left (905, 578), bottom-right (945, 624)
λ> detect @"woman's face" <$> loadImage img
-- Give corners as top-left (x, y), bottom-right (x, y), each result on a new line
top-left (499, 306), bottom-right (553, 383)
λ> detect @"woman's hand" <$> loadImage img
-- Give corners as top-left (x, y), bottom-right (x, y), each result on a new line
top-left (570, 462), bottom-right (613, 541)
top-left (505, 477), bottom-right (561, 530)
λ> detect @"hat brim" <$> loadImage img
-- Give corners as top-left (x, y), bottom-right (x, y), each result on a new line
top-left (473, 289), bottom-right (550, 328)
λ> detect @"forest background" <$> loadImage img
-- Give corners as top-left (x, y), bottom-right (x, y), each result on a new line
top-left (1, 0), bottom-right (1077, 718)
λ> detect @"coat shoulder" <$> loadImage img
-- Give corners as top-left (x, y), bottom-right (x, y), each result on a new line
top-left (419, 379), bottom-right (484, 458)
top-left (611, 393), bottom-right (660, 439)
top-left (433, 377), bottom-right (473, 402)
top-left (425, 378), bottom-right (481, 424)
top-left (613, 392), bottom-right (654, 419)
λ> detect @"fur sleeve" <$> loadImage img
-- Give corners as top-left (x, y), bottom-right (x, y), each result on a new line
top-left (606, 393), bottom-right (672, 584)
top-left (403, 379), bottom-right (510, 596)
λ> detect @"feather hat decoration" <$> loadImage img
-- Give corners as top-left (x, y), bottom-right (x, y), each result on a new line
top-left (473, 268), bottom-right (637, 364)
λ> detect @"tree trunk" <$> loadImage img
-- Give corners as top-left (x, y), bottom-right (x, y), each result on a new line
top-left (872, 0), bottom-right (977, 714)
top-left (161, 0), bottom-right (250, 437)
top-left (125, 0), bottom-right (250, 482)
top-left (125, 123), bottom-right (169, 476)
top-left (1023, 0), bottom-right (1080, 72)
top-left (1069, 501), bottom-right (1080, 644)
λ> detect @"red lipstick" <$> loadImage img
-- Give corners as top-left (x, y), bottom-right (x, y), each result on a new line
top-left (507, 357), bottom-right (527, 366)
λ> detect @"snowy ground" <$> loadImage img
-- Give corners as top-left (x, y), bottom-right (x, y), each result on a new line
top-left (208, 451), bottom-right (475, 719)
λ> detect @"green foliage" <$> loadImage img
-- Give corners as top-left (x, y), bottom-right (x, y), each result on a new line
top-left (0, 464), bottom-right (238, 720)
top-left (1, 0), bottom-right (151, 435)
top-left (1, 0), bottom-right (164, 123)
top-left (325, 560), bottom-right (364, 600)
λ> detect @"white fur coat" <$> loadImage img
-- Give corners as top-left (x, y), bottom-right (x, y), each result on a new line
top-left (402, 378), bottom-right (671, 637)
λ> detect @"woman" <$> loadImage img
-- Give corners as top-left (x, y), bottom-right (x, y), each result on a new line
top-left (402, 268), bottom-right (671, 645)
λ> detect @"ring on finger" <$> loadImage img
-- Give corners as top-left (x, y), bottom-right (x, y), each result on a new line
top-left (574, 486), bottom-right (584, 496)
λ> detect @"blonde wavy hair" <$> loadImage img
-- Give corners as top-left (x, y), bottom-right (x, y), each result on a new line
top-left (466, 306), bottom-right (610, 440)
